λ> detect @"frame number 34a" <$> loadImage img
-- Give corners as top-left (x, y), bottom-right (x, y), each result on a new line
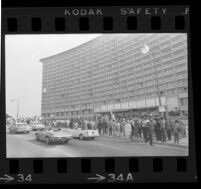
top-left (108, 173), bottom-right (133, 182)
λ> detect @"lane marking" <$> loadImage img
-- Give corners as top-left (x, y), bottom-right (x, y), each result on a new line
top-left (90, 142), bottom-right (120, 150)
top-left (53, 149), bottom-right (75, 157)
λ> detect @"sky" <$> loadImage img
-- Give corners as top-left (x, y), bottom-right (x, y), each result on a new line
top-left (5, 34), bottom-right (101, 118)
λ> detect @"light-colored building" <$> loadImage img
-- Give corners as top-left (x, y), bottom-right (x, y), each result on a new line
top-left (40, 34), bottom-right (188, 120)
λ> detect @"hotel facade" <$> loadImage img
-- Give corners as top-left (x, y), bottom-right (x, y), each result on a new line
top-left (40, 34), bottom-right (188, 120)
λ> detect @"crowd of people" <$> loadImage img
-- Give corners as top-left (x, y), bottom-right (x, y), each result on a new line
top-left (97, 116), bottom-right (186, 145)
top-left (44, 115), bottom-right (187, 146)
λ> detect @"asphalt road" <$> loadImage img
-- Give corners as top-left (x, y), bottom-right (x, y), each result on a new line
top-left (6, 131), bottom-right (188, 157)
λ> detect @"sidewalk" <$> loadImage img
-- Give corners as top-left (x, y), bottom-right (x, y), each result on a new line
top-left (61, 128), bottom-right (188, 149)
top-left (101, 135), bottom-right (188, 149)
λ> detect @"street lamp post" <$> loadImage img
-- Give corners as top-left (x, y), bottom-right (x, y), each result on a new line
top-left (141, 45), bottom-right (166, 117)
top-left (11, 99), bottom-right (19, 119)
top-left (43, 87), bottom-right (55, 123)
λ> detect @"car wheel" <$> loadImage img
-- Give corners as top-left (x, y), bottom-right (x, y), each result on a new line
top-left (91, 137), bottom-right (95, 140)
top-left (46, 137), bottom-right (50, 144)
top-left (35, 134), bottom-right (39, 141)
top-left (64, 140), bottom-right (69, 144)
top-left (79, 134), bottom-right (84, 140)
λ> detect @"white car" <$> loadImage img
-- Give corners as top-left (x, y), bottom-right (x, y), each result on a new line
top-left (71, 128), bottom-right (99, 140)
top-left (9, 122), bottom-right (32, 134)
top-left (31, 122), bottom-right (45, 131)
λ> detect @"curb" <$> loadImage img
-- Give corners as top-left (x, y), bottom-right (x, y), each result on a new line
top-left (100, 136), bottom-right (188, 149)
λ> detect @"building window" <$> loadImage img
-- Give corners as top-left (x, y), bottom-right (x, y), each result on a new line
top-left (180, 98), bottom-right (188, 106)
top-left (182, 87), bottom-right (187, 93)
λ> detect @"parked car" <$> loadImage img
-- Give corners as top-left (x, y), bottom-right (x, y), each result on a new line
top-left (35, 127), bottom-right (73, 144)
top-left (71, 128), bottom-right (99, 140)
top-left (9, 122), bottom-right (32, 134)
top-left (30, 122), bottom-right (45, 131)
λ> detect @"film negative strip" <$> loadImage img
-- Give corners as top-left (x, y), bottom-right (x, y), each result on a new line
top-left (0, 2), bottom-right (198, 184)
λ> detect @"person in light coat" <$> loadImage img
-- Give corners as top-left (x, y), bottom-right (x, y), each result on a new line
top-left (116, 121), bottom-right (121, 137)
top-left (121, 118), bottom-right (126, 137)
top-left (125, 121), bottom-right (132, 142)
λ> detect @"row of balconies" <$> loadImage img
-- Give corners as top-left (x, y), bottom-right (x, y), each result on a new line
top-left (43, 56), bottom-right (186, 82)
top-left (42, 86), bottom-right (187, 106)
top-left (44, 42), bottom-right (186, 71)
top-left (42, 49), bottom-right (187, 73)
top-left (42, 85), bottom-right (187, 107)
top-left (44, 69), bottom-right (187, 87)
top-left (43, 34), bottom-right (186, 64)
top-left (42, 73), bottom-right (187, 95)
top-left (42, 95), bottom-right (188, 116)
top-left (42, 85), bottom-right (188, 108)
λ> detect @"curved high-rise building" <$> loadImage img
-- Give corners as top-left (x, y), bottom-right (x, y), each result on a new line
top-left (40, 34), bottom-right (188, 120)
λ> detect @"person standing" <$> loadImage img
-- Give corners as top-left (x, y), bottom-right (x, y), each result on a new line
top-left (108, 120), bottom-right (113, 136)
top-left (112, 120), bottom-right (116, 136)
top-left (66, 119), bottom-right (70, 128)
top-left (121, 118), bottom-right (126, 137)
top-left (142, 118), bottom-right (148, 141)
top-left (178, 119), bottom-right (186, 138)
top-left (145, 119), bottom-right (155, 146)
top-left (132, 120), bottom-right (139, 142)
top-left (102, 119), bottom-right (107, 136)
top-left (152, 118), bottom-right (157, 140)
top-left (69, 119), bottom-right (74, 129)
top-left (155, 118), bottom-right (161, 141)
top-left (97, 119), bottom-right (102, 136)
top-left (137, 118), bottom-right (142, 138)
top-left (90, 120), bottom-right (95, 130)
top-left (85, 120), bottom-right (89, 128)
top-left (74, 121), bottom-right (79, 129)
top-left (87, 121), bottom-right (91, 130)
top-left (165, 118), bottom-right (172, 141)
top-left (116, 120), bottom-right (121, 137)
top-left (173, 120), bottom-right (181, 144)
top-left (80, 119), bottom-right (86, 130)
top-left (160, 117), bottom-right (167, 142)
top-left (130, 119), bottom-right (135, 140)
top-left (125, 121), bottom-right (132, 142)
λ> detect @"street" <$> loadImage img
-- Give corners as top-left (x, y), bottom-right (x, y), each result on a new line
top-left (6, 130), bottom-right (188, 157)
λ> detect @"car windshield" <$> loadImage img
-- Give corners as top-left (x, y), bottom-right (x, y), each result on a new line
top-left (35, 124), bottom-right (43, 126)
top-left (46, 127), bottom-right (61, 131)
top-left (17, 124), bottom-right (27, 127)
top-left (82, 128), bottom-right (93, 130)
top-left (52, 128), bottom-right (61, 131)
